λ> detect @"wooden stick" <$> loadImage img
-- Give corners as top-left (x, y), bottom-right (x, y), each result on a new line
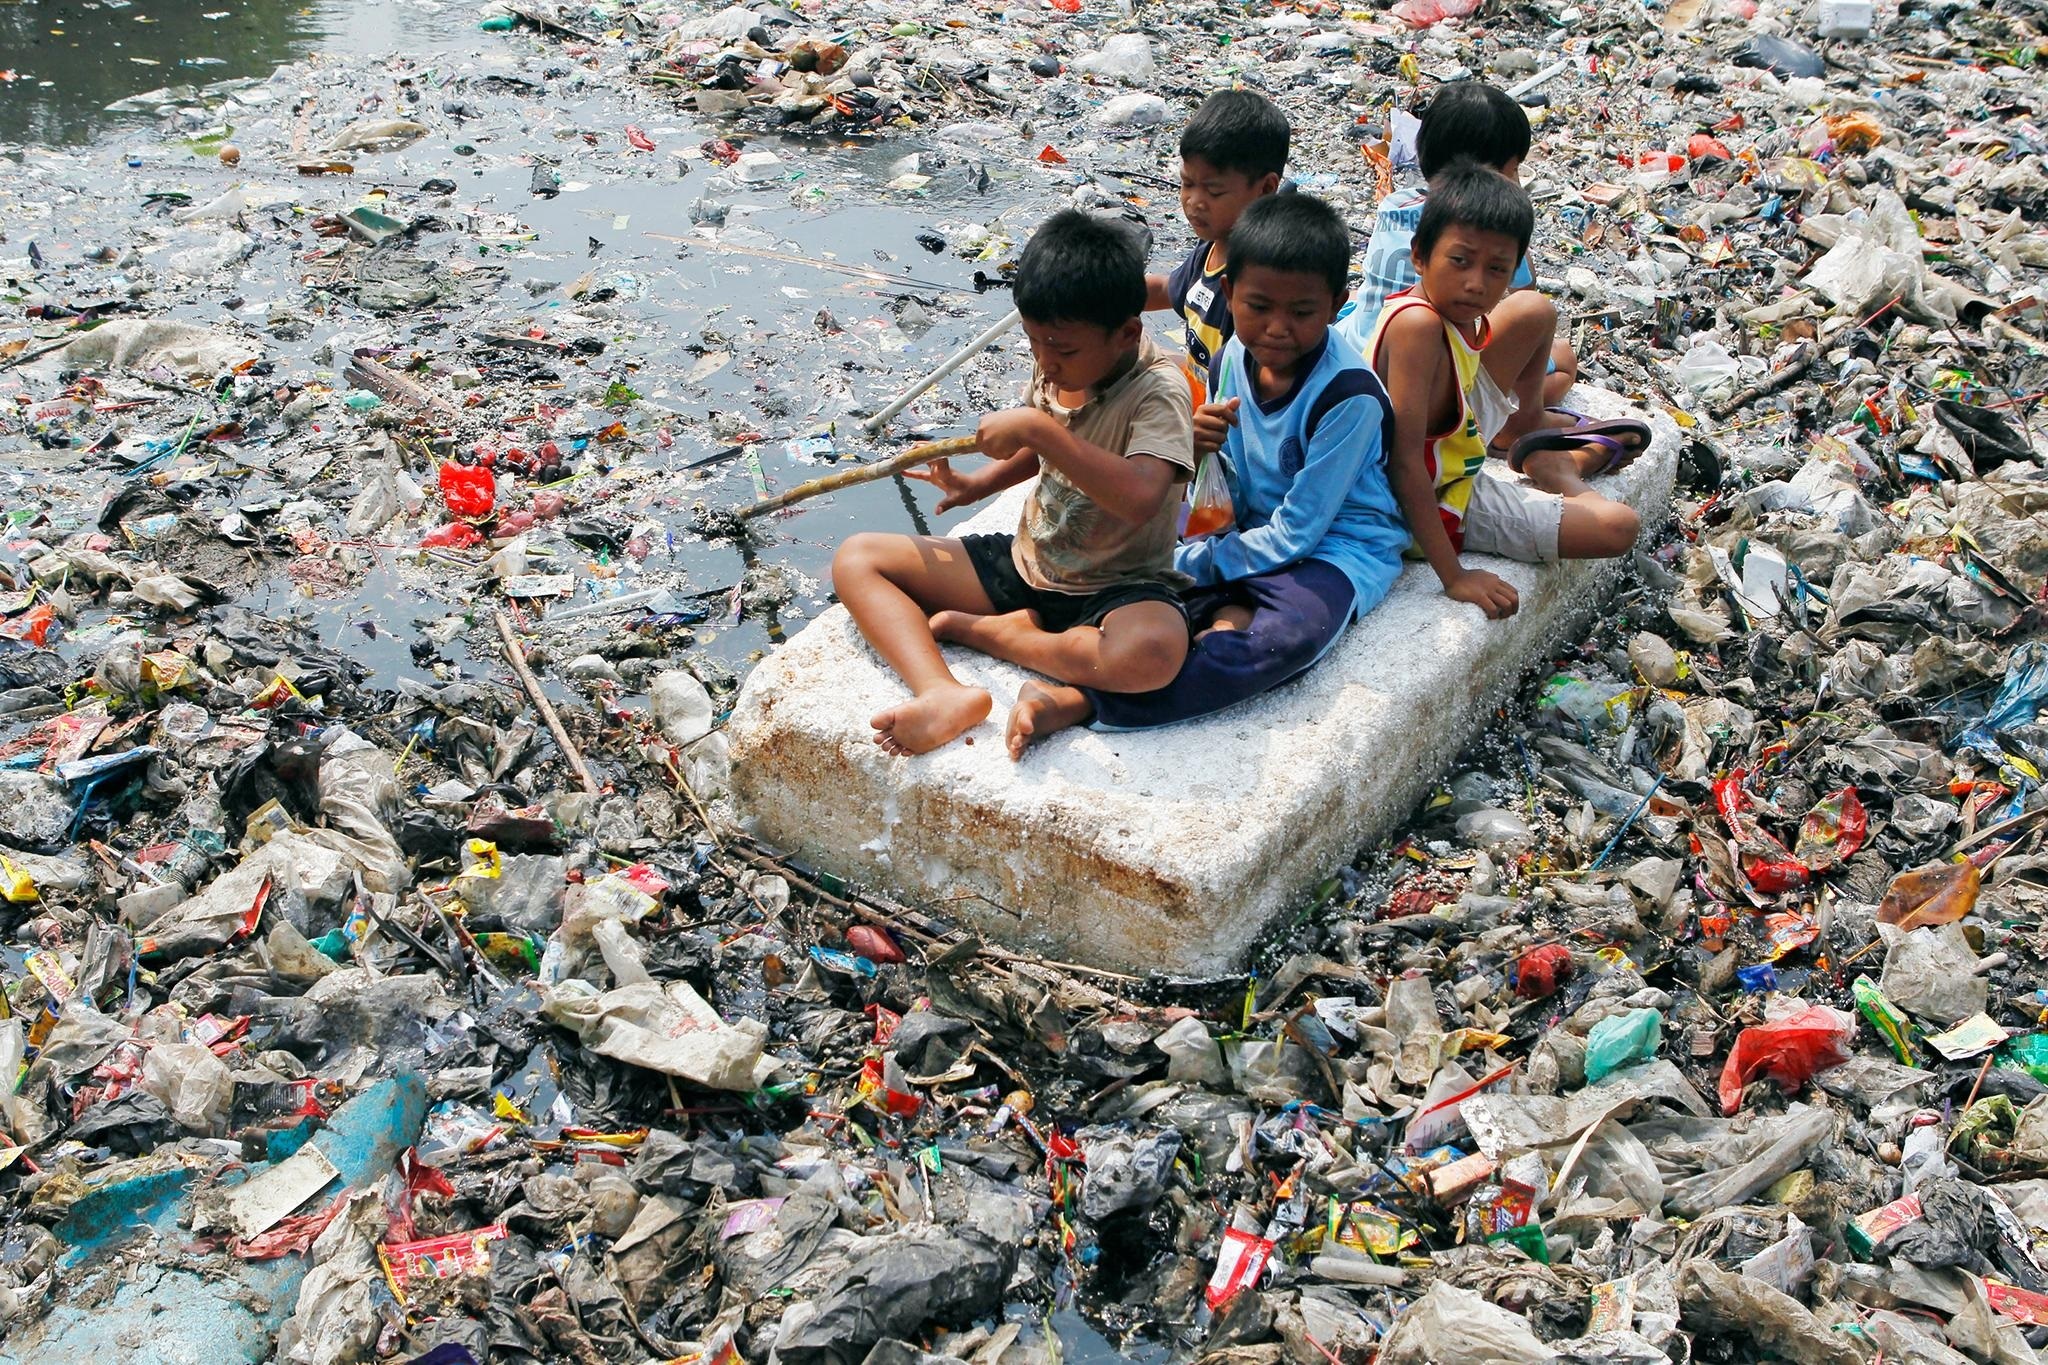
top-left (492, 609), bottom-right (599, 794)
top-left (641, 232), bottom-right (970, 296)
top-left (1964, 1052), bottom-right (1995, 1111)
top-left (662, 754), bottom-right (723, 852)
top-left (739, 435), bottom-right (979, 520)
top-left (345, 351), bottom-right (459, 421)
top-left (507, 5), bottom-right (600, 43)
top-left (1950, 802), bottom-right (2048, 857)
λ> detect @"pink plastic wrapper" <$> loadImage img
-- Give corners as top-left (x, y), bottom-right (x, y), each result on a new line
top-left (1392, 0), bottom-right (1482, 27)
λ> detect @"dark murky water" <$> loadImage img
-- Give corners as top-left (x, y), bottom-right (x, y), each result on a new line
top-left (0, 0), bottom-right (471, 149)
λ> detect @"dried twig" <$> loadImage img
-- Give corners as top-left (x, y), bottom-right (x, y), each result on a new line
top-left (492, 609), bottom-right (599, 794)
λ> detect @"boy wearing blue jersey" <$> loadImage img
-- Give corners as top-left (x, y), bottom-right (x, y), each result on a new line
top-left (962, 194), bottom-right (1408, 755)
top-left (1145, 90), bottom-right (1291, 380)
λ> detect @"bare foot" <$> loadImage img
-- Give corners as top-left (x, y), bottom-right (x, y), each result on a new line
top-left (871, 683), bottom-right (991, 755)
top-left (1195, 604), bottom-right (1254, 641)
top-left (928, 608), bottom-right (985, 644)
top-left (1521, 437), bottom-right (1643, 494)
top-left (930, 607), bottom-right (1043, 655)
top-left (1006, 681), bottom-right (1093, 760)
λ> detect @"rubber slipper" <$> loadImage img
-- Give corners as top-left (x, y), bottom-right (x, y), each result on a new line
top-left (1506, 427), bottom-right (1627, 476)
top-left (1562, 417), bottom-right (1653, 466)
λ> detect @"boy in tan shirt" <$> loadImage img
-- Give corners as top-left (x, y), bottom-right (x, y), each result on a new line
top-left (832, 209), bottom-right (1196, 756)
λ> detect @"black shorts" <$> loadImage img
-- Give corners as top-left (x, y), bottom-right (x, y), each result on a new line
top-left (960, 533), bottom-right (1188, 635)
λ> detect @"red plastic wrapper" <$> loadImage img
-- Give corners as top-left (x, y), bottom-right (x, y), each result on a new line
top-left (1204, 1226), bottom-right (1274, 1310)
top-left (1686, 133), bottom-right (1733, 161)
top-left (438, 461), bottom-right (495, 518)
top-left (234, 1192), bottom-right (349, 1261)
top-left (385, 1148), bottom-right (458, 1244)
top-left (1713, 772), bottom-right (1809, 896)
top-left (847, 925), bottom-right (905, 964)
top-left (380, 1224), bottom-right (507, 1303)
top-left (0, 603), bottom-right (54, 647)
top-left (865, 1002), bottom-right (902, 1046)
top-left (1382, 884), bottom-right (1452, 919)
top-left (1985, 1279), bottom-right (2048, 1327)
top-left (1514, 944), bottom-right (1574, 1000)
top-left (856, 1054), bottom-right (921, 1118)
top-left (1717, 1004), bottom-right (1853, 1114)
top-left (624, 124), bottom-right (655, 151)
top-left (1793, 786), bottom-right (1867, 873)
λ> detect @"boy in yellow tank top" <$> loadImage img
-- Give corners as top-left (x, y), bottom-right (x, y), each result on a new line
top-left (1364, 164), bottom-right (1652, 620)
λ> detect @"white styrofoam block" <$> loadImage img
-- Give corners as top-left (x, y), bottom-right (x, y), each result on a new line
top-left (728, 391), bottom-right (1680, 974)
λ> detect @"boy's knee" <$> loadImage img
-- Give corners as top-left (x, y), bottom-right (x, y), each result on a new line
top-left (830, 533), bottom-right (886, 590)
top-left (1498, 289), bottom-right (1556, 330)
top-left (1551, 340), bottom-right (1579, 382)
top-left (1597, 503), bottom-right (1641, 555)
top-left (1107, 627), bottom-right (1187, 693)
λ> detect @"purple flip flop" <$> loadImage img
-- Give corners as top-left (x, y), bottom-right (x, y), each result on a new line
top-left (1506, 416), bottom-right (1653, 476)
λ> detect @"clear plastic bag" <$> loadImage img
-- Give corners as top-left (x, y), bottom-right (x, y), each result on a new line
top-left (1182, 452), bottom-right (1234, 539)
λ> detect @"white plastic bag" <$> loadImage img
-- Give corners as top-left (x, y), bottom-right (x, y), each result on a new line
top-left (142, 1041), bottom-right (234, 1133)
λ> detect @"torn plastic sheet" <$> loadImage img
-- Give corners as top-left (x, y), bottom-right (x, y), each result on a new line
top-left (540, 979), bottom-right (771, 1092)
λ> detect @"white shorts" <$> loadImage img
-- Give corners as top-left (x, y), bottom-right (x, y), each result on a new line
top-left (1463, 470), bottom-right (1564, 564)
top-left (1472, 364), bottom-right (1521, 447)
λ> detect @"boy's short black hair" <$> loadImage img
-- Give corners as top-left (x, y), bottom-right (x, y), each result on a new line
top-left (1416, 81), bottom-right (1531, 179)
top-left (1414, 161), bottom-right (1535, 261)
top-left (1223, 193), bottom-right (1350, 298)
top-left (1180, 89), bottom-right (1291, 181)
top-left (1012, 209), bottom-right (1147, 331)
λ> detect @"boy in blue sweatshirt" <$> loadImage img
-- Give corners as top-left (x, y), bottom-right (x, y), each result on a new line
top-left (996, 193), bottom-right (1408, 754)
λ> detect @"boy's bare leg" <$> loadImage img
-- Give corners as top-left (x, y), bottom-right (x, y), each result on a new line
top-left (831, 533), bottom-right (999, 755)
top-left (1518, 449), bottom-right (1643, 559)
top-left (1007, 681), bottom-right (1095, 760)
top-left (930, 600), bottom-right (1188, 695)
top-left (1479, 292), bottom-right (1571, 450)
top-left (1543, 338), bottom-right (1578, 410)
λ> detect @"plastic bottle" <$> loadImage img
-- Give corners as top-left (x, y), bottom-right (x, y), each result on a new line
top-left (1537, 675), bottom-right (1632, 733)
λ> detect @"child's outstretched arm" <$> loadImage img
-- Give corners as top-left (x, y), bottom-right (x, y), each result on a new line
top-left (1375, 308), bottom-right (1519, 620)
top-left (1177, 387), bottom-right (1374, 587)
top-left (977, 406), bottom-right (1181, 524)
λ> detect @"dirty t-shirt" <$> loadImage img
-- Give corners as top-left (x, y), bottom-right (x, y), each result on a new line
top-left (1012, 334), bottom-right (1196, 596)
